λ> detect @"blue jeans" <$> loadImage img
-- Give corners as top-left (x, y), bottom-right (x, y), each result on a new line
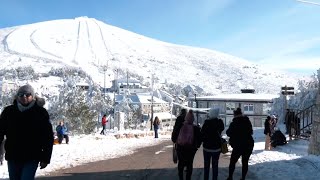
top-left (203, 150), bottom-right (220, 180)
top-left (8, 160), bottom-right (39, 180)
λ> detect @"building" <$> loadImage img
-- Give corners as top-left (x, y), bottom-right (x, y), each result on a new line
top-left (115, 93), bottom-right (176, 128)
top-left (111, 78), bottom-right (148, 94)
top-left (188, 89), bottom-right (278, 127)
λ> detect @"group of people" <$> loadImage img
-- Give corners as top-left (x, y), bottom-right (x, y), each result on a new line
top-left (56, 121), bottom-right (69, 144)
top-left (264, 115), bottom-right (287, 149)
top-left (172, 107), bottom-right (254, 180)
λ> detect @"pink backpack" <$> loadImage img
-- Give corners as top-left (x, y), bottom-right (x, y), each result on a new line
top-left (177, 110), bottom-right (194, 147)
top-left (177, 123), bottom-right (194, 147)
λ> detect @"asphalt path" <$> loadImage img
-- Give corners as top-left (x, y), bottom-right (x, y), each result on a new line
top-left (38, 140), bottom-right (257, 180)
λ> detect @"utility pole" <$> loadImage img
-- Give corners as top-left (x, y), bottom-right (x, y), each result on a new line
top-left (150, 74), bottom-right (154, 131)
top-left (281, 85), bottom-right (295, 137)
top-left (195, 94), bottom-right (198, 125)
top-left (103, 66), bottom-right (107, 99)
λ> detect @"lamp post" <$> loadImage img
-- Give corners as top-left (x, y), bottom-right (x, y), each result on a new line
top-left (150, 74), bottom-right (154, 131)
top-left (195, 94), bottom-right (198, 125)
top-left (102, 65), bottom-right (108, 99)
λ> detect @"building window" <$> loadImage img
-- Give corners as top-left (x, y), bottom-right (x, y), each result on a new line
top-left (226, 103), bottom-right (236, 114)
top-left (244, 104), bottom-right (254, 114)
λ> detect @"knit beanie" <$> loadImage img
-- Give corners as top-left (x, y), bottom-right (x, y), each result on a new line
top-left (209, 108), bottom-right (219, 119)
top-left (17, 84), bottom-right (35, 97)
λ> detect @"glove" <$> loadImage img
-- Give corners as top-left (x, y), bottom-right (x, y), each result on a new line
top-left (39, 162), bottom-right (48, 169)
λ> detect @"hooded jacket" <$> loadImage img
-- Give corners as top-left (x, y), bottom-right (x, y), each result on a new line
top-left (226, 115), bottom-right (254, 151)
top-left (201, 113), bottom-right (225, 151)
top-left (0, 97), bottom-right (54, 164)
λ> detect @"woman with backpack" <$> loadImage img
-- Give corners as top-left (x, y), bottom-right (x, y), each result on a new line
top-left (201, 108), bottom-right (225, 180)
top-left (172, 109), bottom-right (201, 180)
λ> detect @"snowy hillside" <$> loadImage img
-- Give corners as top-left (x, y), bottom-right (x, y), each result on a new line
top-left (0, 16), bottom-right (302, 95)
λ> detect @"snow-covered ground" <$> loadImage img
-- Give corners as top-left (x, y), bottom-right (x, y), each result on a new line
top-left (1, 125), bottom-right (320, 180)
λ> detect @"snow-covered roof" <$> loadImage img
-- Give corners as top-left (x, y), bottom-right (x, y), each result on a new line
top-left (191, 93), bottom-right (279, 102)
top-left (115, 94), bottom-right (169, 104)
top-left (137, 94), bottom-right (168, 104)
top-left (116, 78), bottom-right (140, 84)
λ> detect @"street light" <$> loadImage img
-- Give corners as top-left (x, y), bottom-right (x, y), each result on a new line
top-left (102, 65), bottom-right (108, 99)
top-left (150, 74), bottom-right (154, 131)
top-left (195, 94), bottom-right (198, 125)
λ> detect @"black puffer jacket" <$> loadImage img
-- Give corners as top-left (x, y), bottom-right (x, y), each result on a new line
top-left (201, 118), bottom-right (224, 150)
top-left (0, 97), bottom-right (54, 163)
top-left (226, 115), bottom-right (254, 151)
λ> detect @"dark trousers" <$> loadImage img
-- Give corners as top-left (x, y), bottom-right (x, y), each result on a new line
top-left (154, 129), bottom-right (159, 138)
top-left (58, 134), bottom-right (69, 144)
top-left (177, 148), bottom-right (196, 180)
top-left (203, 150), bottom-right (220, 180)
top-left (100, 125), bottom-right (106, 135)
top-left (228, 148), bottom-right (252, 180)
top-left (8, 160), bottom-right (39, 180)
top-left (0, 139), bottom-right (5, 165)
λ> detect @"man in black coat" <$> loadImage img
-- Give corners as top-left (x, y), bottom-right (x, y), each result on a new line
top-left (0, 84), bottom-right (54, 180)
top-left (226, 108), bottom-right (254, 180)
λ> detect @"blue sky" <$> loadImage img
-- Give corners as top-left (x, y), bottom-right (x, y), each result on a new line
top-left (1, 0), bottom-right (320, 75)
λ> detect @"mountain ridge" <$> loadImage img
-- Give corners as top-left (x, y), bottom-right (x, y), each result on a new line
top-left (0, 17), bottom-right (303, 95)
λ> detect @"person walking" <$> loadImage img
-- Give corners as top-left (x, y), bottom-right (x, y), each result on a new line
top-left (264, 116), bottom-right (272, 150)
top-left (171, 109), bottom-right (187, 164)
top-left (56, 121), bottom-right (69, 144)
top-left (172, 109), bottom-right (187, 142)
top-left (0, 84), bottom-right (54, 180)
top-left (172, 109), bottom-right (201, 180)
top-left (100, 114), bottom-right (107, 135)
top-left (201, 108), bottom-right (225, 180)
top-left (153, 116), bottom-right (160, 138)
top-left (226, 108), bottom-right (254, 180)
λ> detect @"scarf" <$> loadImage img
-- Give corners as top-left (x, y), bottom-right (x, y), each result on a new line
top-left (17, 100), bottom-right (36, 112)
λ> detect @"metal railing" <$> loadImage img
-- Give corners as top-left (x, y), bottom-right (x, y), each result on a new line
top-left (295, 104), bottom-right (316, 136)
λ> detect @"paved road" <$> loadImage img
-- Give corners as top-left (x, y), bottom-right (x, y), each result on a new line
top-left (38, 140), bottom-right (257, 180)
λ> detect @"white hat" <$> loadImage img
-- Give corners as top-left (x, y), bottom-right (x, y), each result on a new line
top-left (209, 108), bottom-right (219, 119)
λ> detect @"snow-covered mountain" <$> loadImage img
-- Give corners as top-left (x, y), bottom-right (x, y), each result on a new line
top-left (0, 16), bottom-right (303, 95)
